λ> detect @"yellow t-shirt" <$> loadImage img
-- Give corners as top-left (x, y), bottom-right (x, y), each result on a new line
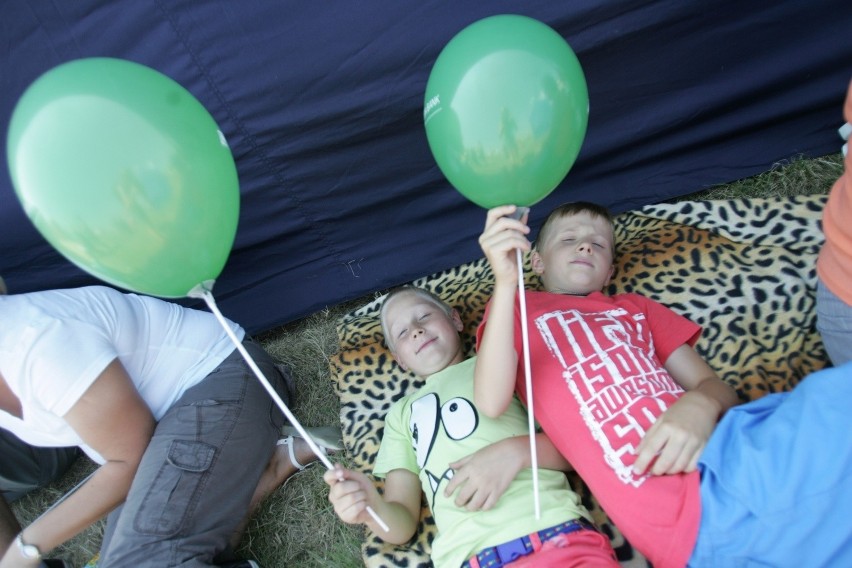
top-left (374, 357), bottom-right (590, 568)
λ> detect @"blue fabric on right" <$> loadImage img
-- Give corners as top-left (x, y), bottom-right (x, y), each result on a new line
top-left (691, 361), bottom-right (852, 567)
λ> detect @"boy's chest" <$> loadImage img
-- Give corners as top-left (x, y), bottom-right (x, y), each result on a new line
top-left (527, 301), bottom-right (654, 363)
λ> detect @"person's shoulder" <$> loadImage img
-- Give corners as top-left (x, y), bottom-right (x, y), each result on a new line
top-left (386, 377), bottom-right (430, 414)
top-left (56, 284), bottom-right (125, 302)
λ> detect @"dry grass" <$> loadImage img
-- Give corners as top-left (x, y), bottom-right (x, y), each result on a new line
top-left (677, 154), bottom-right (841, 201)
top-left (10, 153), bottom-right (842, 567)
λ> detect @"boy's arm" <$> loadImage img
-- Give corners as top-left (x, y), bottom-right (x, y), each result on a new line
top-left (633, 344), bottom-right (740, 476)
top-left (324, 466), bottom-right (421, 545)
top-left (474, 205), bottom-right (531, 418)
top-left (443, 432), bottom-right (571, 511)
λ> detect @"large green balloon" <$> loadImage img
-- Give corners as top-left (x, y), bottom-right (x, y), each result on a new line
top-left (6, 58), bottom-right (239, 298)
top-left (424, 15), bottom-right (589, 208)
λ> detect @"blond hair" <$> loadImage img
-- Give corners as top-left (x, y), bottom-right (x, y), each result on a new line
top-left (534, 201), bottom-right (616, 255)
top-left (379, 286), bottom-right (453, 351)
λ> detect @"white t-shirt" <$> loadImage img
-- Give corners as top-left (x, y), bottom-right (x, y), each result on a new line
top-left (0, 286), bottom-right (244, 463)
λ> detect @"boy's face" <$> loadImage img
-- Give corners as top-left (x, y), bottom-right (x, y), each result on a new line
top-left (383, 291), bottom-right (464, 378)
top-left (532, 211), bottom-right (615, 295)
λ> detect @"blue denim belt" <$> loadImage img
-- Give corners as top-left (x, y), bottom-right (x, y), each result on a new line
top-left (461, 517), bottom-right (598, 568)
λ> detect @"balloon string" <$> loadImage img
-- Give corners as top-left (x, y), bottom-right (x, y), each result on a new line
top-left (516, 248), bottom-right (540, 520)
top-left (197, 289), bottom-right (390, 533)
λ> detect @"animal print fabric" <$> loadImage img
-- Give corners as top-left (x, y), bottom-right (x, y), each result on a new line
top-left (329, 196), bottom-right (829, 567)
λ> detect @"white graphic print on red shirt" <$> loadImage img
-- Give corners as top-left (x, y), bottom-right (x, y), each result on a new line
top-left (535, 306), bottom-right (684, 487)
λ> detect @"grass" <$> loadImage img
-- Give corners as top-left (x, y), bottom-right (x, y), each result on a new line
top-left (10, 152), bottom-right (843, 567)
top-left (673, 154), bottom-right (842, 201)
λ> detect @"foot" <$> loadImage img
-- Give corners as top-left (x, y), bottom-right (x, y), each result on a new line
top-left (229, 437), bottom-right (321, 549)
top-left (277, 424), bottom-right (343, 474)
top-left (230, 425), bottom-right (342, 550)
top-left (275, 435), bottom-right (322, 479)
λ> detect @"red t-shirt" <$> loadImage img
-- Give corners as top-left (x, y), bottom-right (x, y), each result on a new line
top-left (477, 290), bottom-right (702, 568)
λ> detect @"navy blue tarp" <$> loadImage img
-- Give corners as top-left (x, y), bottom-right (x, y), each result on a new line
top-left (2, 1), bottom-right (851, 333)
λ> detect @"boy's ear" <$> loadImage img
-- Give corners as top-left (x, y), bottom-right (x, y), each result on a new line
top-left (606, 263), bottom-right (615, 284)
top-left (451, 308), bottom-right (464, 332)
top-left (531, 251), bottom-right (545, 275)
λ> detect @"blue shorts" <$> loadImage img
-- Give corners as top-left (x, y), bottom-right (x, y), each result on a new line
top-left (689, 361), bottom-right (852, 567)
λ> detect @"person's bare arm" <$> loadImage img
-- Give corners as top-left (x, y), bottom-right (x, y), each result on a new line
top-left (633, 345), bottom-right (740, 476)
top-left (443, 431), bottom-right (571, 511)
top-left (324, 466), bottom-right (421, 545)
top-left (474, 205), bottom-right (530, 417)
top-left (0, 359), bottom-right (154, 566)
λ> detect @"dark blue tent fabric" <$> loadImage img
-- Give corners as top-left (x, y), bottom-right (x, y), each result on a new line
top-left (2, 1), bottom-right (851, 333)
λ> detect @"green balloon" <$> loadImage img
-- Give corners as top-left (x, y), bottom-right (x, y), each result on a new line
top-left (424, 15), bottom-right (589, 208)
top-left (7, 58), bottom-right (239, 298)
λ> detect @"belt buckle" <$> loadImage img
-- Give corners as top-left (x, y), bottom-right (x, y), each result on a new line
top-left (496, 538), bottom-right (530, 564)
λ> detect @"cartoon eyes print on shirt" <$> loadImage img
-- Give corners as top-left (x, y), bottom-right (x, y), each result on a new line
top-left (442, 397), bottom-right (476, 440)
top-left (409, 393), bottom-right (478, 469)
top-left (410, 394), bottom-right (439, 468)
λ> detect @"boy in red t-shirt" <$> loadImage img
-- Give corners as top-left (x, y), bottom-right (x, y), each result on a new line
top-left (475, 201), bottom-right (852, 567)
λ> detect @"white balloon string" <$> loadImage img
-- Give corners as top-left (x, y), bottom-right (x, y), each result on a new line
top-left (197, 289), bottom-right (390, 533)
top-left (516, 247), bottom-right (540, 520)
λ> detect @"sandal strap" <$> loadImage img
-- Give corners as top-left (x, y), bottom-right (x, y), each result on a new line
top-left (277, 436), bottom-right (328, 471)
top-left (278, 436), bottom-right (305, 471)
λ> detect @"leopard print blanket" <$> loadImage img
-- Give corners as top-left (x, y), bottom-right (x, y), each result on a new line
top-left (329, 195), bottom-right (829, 567)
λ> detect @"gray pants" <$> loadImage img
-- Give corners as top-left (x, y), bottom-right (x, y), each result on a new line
top-left (99, 340), bottom-right (293, 567)
top-left (0, 430), bottom-right (79, 502)
top-left (816, 278), bottom-right (852, 367)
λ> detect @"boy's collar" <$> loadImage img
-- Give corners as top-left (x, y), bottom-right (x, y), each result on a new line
top-left (543, 288), bottom-right (601, 297)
